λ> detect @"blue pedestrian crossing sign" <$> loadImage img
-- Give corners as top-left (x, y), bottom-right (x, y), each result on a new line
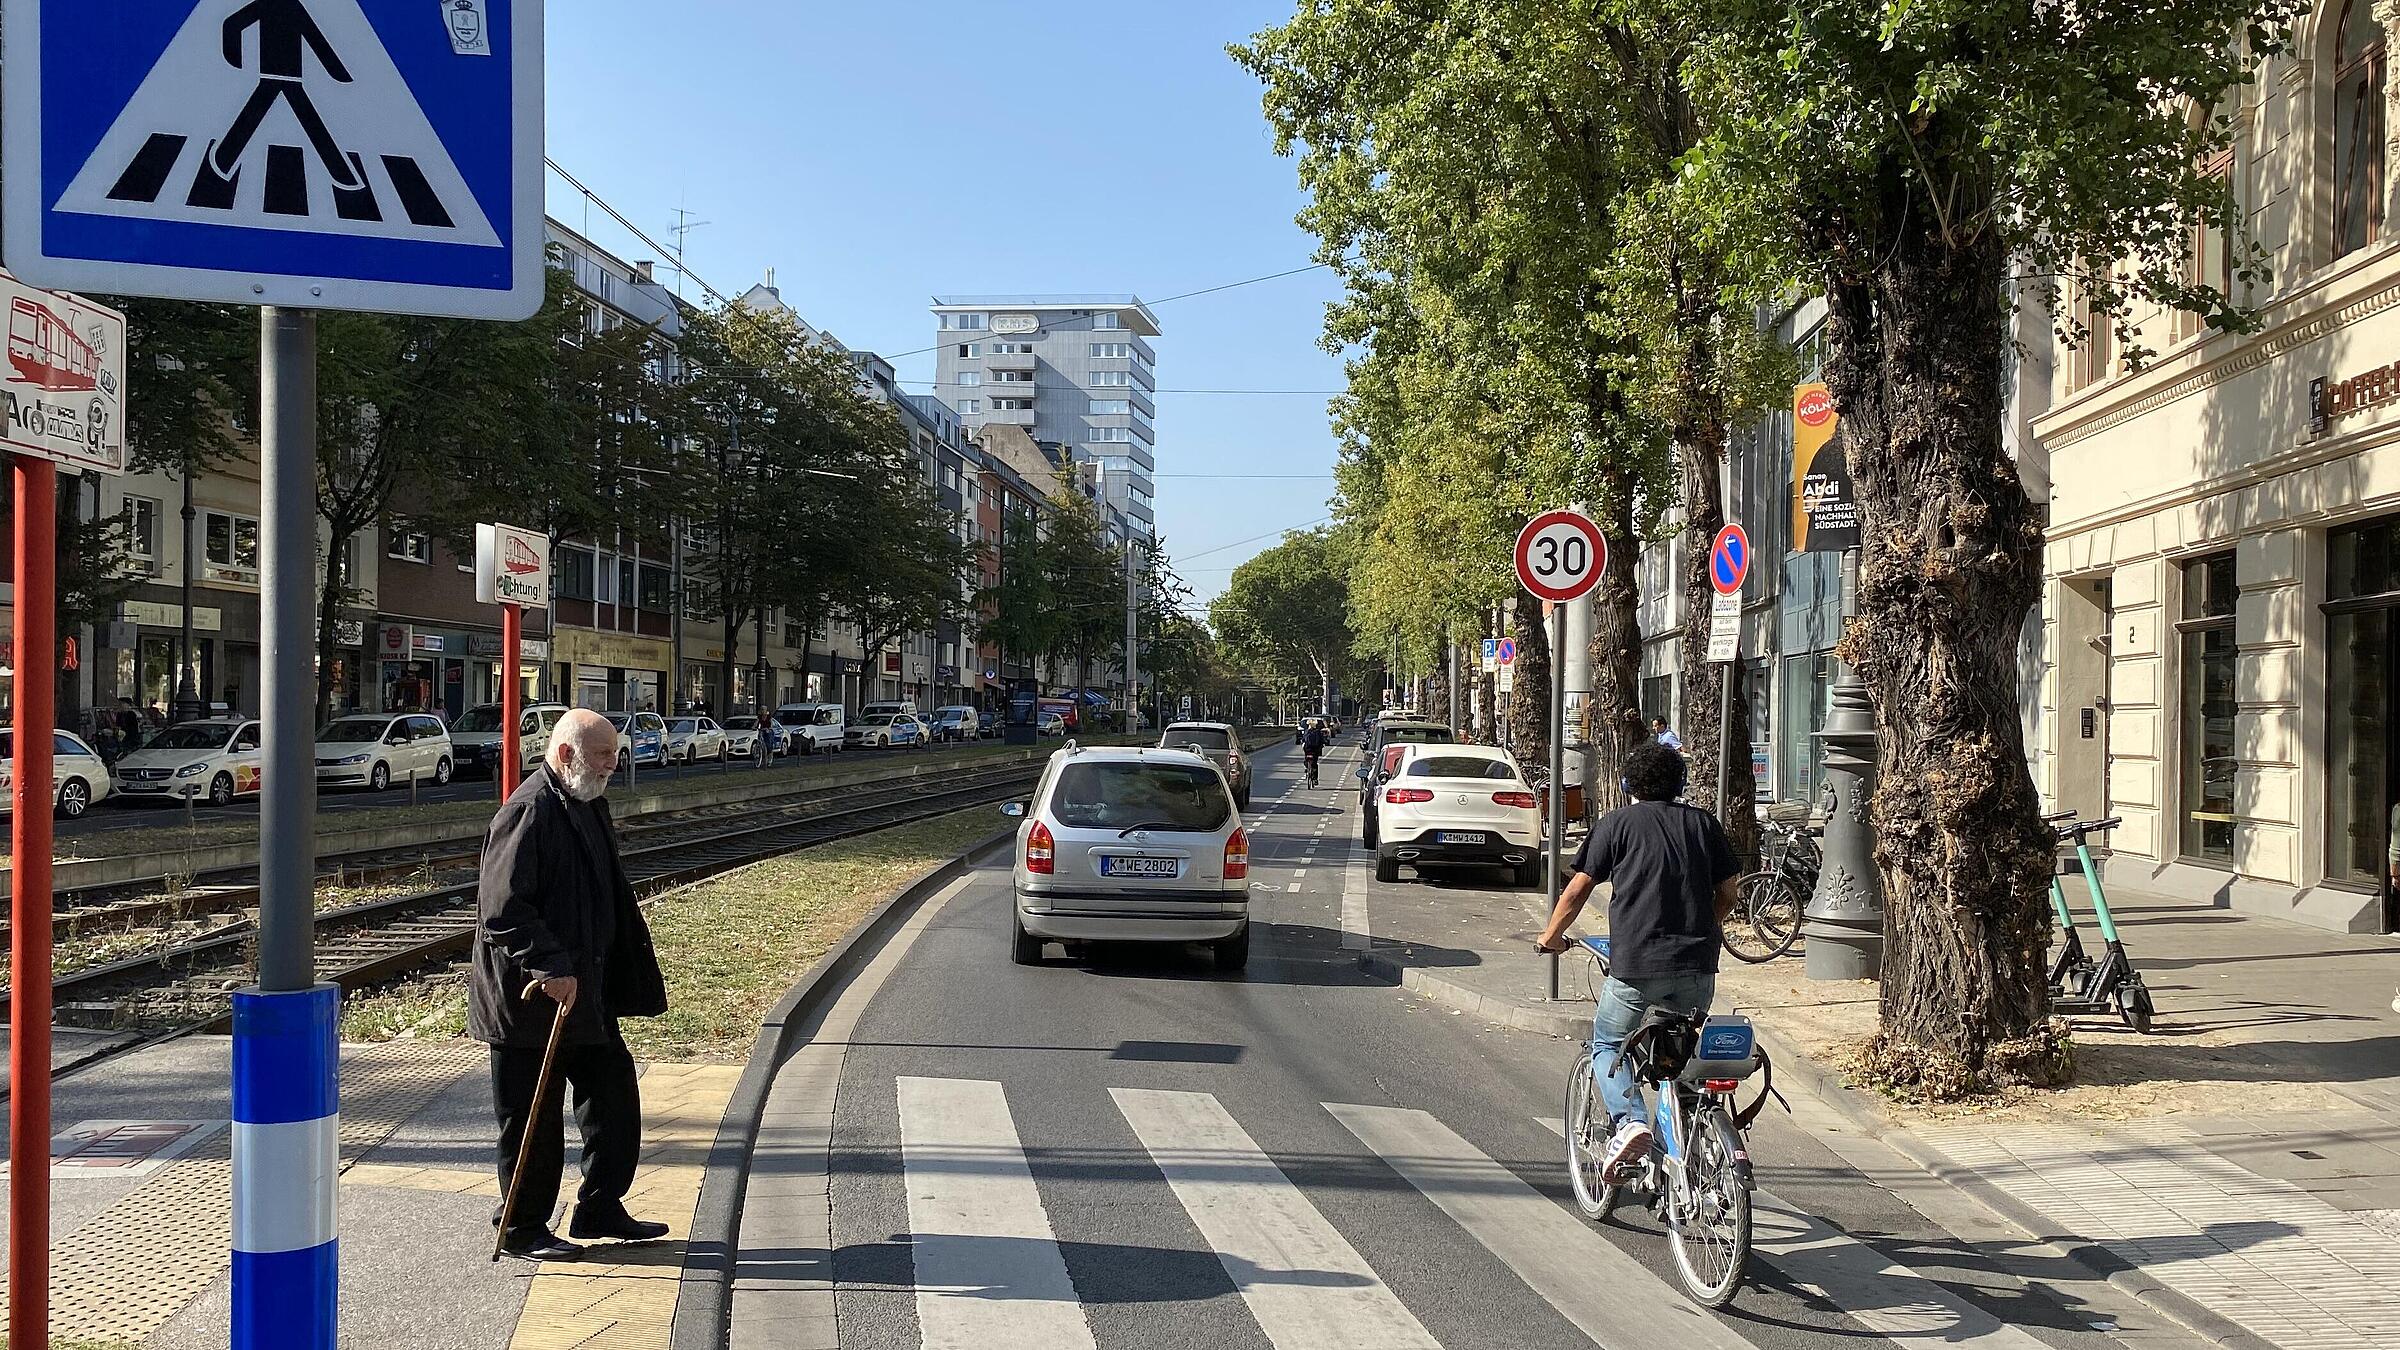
top-left (3, 0), bottom-right (544, 319)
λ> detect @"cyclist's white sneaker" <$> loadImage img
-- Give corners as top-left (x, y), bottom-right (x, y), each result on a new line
top-left (1601, 1117), bottom-right (1653, 1181)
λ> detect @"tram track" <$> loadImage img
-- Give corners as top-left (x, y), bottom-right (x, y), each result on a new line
top-left (0, 761), bottom-right (1039, 1092)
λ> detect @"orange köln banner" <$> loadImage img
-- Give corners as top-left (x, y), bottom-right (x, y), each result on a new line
top-left (1790, 383), bottom-right (1859, 553)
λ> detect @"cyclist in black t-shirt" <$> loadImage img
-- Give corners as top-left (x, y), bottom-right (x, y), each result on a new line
top-left (1536, 742), bottom-right (1742, 1180)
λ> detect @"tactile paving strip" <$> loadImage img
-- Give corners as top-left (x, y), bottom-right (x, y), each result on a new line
top-left (4, 1131), bottom-right (234, 1343)
top-left (3, 1037), bottom-right (486, 1344)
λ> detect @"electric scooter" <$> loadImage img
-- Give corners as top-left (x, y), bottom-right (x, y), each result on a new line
top-left (2046, 814), bottom-right (2156, 1033)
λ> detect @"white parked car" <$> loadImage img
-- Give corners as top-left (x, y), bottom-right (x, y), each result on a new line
top-left (1005, 745), bottom-right (1250, 970)
top-left (449, 702), bottom-right (569, 778)
top-left (0, 729), bottom-right (113, 818)
top-left (845, 711), bottom-right (929, 748)
top-left (930, 705), bottom-right (980, 742)
top-left (667, 716), bottom-right (729, 763)
top-left (109, 717), bottom-right (262, 807)
top-left (314, 713), bottom-right (453, 792)
top-left (773, 703), bottom-right (846, 755)
top-left (1372, 744), bottom-right (1541, 888)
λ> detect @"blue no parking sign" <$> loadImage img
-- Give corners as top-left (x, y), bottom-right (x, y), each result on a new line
top-left (1710, 524), bottom-right (1751, 595)
top-left (3, 0), bottom-right (545, 318)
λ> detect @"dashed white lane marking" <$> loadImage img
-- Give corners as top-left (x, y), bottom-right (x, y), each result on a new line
top-left (1287, 882), bottom-right (1302, 892)
top-left (1114, 1089), bottom-right (1441, 1350)
top-left (1336, 1105), bottom-right (1762, 1350)
top-left (899, 1077), bottom-right (1096, 1350)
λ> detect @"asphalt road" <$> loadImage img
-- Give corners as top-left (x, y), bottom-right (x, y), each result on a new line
top-left (786, 736), bottom-right (2188, 1350)
top-left (56, 739), bottom-right (969, 839)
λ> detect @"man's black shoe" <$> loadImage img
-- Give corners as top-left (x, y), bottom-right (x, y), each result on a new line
top-left (498, 1228), bottom-right (584, 1262)
top-left (569, 1207), bottom-right (670, 1242)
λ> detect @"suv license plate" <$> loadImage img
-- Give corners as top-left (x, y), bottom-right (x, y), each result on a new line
top-left (1436, 831), bottom-right (1488, 845)
top-left (1101, 856), bottom-right (1182, 879)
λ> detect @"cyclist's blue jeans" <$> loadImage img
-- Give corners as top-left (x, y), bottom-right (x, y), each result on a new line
top-left (1590, 973), bottom-right (1716, 1125)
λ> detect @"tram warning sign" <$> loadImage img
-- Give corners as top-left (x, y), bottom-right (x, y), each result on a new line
top-left (0, 269), bottom-right (124, 475)
top-left (4, 0), bottom-right (546, 319)
top-left (1514, 509), bottom-right (1606, 604)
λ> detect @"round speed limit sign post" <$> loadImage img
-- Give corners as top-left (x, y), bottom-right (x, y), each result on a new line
top-left (1514, 510), bottom-right (1606, 1000)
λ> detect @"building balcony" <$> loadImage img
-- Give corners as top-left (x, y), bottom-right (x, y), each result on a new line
top-left (989, 351), bottom-right (1037, 373)
top-left (983, 407), bottom-right (1037, 427)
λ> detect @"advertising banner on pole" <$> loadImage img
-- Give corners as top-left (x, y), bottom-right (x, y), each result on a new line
top-left (1791, 383), bottom-right (1859, 552)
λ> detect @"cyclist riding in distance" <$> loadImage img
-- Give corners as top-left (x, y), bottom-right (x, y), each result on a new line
top-left (1535, 742), bottom-right (1742, 1180)
top-left (1301, 718), bottom-right (1329, 786)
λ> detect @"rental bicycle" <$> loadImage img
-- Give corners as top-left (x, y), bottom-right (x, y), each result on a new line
top-left (1559, 937), bottom-right (1781, 1308)
top-left (1304, 751), bottom-right (1321, 789)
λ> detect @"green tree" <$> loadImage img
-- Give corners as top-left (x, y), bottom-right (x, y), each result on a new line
top-left (1669, 0), bottom-right (2299, 1094)
top-left (1212, 530), bottom-right (1355, 715)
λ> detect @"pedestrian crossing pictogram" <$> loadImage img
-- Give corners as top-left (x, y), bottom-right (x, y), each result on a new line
top-left (55, 0), bottom-right (498, 247)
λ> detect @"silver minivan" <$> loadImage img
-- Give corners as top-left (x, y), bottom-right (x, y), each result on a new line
top-left (1158, 721), bottom-right (1251, 809)
top-left (1005, 746), bottom-right (1251, 970)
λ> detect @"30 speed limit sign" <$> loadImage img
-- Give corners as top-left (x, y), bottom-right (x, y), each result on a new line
top-left (1514, 509), bottom-right (1607, 603)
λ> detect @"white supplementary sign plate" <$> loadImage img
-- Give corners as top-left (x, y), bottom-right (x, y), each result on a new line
top-left (3, 0), bottom-right (544, 318)
top-left (0, 268), bottom-right (125, 475)
top-left (1707, 591), bottom-right (1741, 663)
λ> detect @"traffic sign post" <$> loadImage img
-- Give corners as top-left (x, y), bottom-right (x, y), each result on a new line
top-left (1514, 510), bottom-right (1606, 1002)
top-left (477, 522), bottom-right (551, 799)
top-left (9, 458), bottom-right (54, 1350)
top-left (5, 6), bottom-right (544, 1344)
top-left (1708, 523), bottom-right (1749, 819)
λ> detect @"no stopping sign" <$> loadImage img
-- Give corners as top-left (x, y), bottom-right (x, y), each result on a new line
top-left (1514, 510), bottom-right (1607, 603)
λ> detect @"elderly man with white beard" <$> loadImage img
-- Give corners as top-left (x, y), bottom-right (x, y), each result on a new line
top-left (470, 707), bottom-right (669, 1261)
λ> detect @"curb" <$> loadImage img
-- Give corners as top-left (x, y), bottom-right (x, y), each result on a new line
top-left (667, 826), bottom-right (1017, 1350)
top-left (1358, 951), bottom-right (1592, 1039)
top-left (1745, 1022), bottom-right (2278, 1350)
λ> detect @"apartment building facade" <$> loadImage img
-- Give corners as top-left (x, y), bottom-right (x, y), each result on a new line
top-left (2034, 2), bottom-right (2400, 933)
top-left (931, 294), bottom-right (1160, 542)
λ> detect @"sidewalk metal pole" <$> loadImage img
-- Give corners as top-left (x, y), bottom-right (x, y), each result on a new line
top-left (1546, 601), bottom-right (1566, 1001)
top-left (234, 309), bottom-right (338, 1349)
top-left (10, 456), bottom-right (58, 1350)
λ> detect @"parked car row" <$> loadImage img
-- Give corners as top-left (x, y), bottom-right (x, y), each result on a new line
top-left (1353, 713), bottom-right (1542, 889)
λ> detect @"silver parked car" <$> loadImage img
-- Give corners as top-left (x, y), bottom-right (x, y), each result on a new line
top-left (1157, 721), bottom-right (1251, 809)
top-left (1004, 745), bottom-right (1251, 970)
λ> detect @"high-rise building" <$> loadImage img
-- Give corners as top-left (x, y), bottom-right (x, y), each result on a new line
top-left (931, 295), bottom-right (1159, 539)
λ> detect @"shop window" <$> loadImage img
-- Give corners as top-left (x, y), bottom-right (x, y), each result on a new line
top-left (2325, 518), bottom-right (2400, 885)
top-left (2177, 552), bottom-right (2239, 865)
top-left (2335, 0), bottom-right (2387, 260)
top-left (1777, 653), bottom-right (1835, 805)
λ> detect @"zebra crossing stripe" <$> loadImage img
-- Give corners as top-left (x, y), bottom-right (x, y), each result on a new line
top-left (1333, 1104), bottom-right (1765, 1350)
top-left (1112, 1088), bottom-right (1441, 1350)
top-left (897, 1077), bottom-right (1095, 1350)
top-left (1749, 1192), bottom-right (2062, 1348)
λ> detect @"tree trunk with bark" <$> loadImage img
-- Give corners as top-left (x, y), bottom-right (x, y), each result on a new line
top-left (1673, 427), bottom-right (1760, 866)
top-left (1587, 484), bottom-right (1646, 814)
top-left (1821, 198), bottom-right (2065, 1097)
top-left (1507, 599), bottom-right (1550, 765)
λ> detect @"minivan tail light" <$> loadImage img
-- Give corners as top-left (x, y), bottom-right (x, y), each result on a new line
top-left (1026, 820), bottom-right (1055, 875)
top-left (1224, 827), bottom-right (1249, 880)
top-left (1385, 788), bottom-right (1434, 804)
top-left (1492, 791), bottom-right (1539, 809)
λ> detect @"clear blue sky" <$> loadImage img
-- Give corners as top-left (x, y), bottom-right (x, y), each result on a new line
top-left (543, 1), bottom-right (1347, 609)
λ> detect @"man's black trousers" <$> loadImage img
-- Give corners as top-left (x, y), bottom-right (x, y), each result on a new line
top-left (489, 1029), bottom-right (642, 1236)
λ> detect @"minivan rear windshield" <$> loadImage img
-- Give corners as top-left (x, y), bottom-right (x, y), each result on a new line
top-left (1049, 763), bottom-right (1231, 832)
top-left (1408, 756), bottom-right (1519, 780)
top-left (1378, 725), bottom-right (1450, 745)
top-left (1164, 727), bottom-right (1231, 750)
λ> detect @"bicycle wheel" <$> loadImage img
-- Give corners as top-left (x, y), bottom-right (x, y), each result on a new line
top-left (1668, 1107), bottom-right (1752, 1308)
top-left (1563, 1058), bottom-right (1620, 1221)
top-left (1723, 874), bottom-right (1803, 963)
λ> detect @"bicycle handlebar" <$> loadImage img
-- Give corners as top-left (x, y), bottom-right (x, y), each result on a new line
top-left (2051, 815), bottom-right (2123, 840)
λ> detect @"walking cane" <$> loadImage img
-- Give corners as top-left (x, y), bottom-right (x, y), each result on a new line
top-left (491, 978), bottom-right (572, 1262)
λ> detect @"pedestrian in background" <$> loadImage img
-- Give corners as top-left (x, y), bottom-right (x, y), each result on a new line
top-left (1650, 716), bottom-right (1683, 753)
top-left (471, 707), bottom-right (669, 1261)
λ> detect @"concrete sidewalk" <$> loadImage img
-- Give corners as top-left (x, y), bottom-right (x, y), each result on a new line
top-left (1357, 865), bottom-right (2400, 1350)
top-left (0, 1031), bottom-right (733, 1349)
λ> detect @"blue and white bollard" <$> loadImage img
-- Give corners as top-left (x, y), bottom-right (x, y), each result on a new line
top-left (231, 983), bottom-right (340, 1348)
